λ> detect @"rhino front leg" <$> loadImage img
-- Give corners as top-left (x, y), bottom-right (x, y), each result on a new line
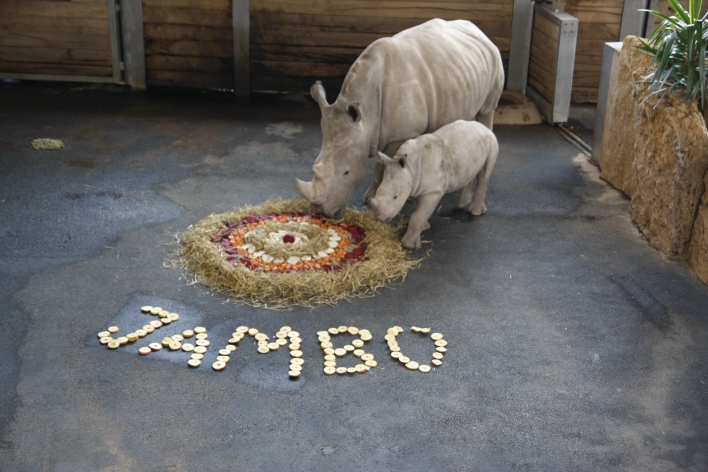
top-left (402, 193), bottom-right (441, 249)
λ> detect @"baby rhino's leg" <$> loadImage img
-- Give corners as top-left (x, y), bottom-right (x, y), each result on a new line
top-left (469, 138), bottom-right (499, 216)
top-left (468, 171), bottom-right (488, 216)
top-left (456, 181), bottom-right (475, 210)
top-left (402, 193), bottom-right (441, 249)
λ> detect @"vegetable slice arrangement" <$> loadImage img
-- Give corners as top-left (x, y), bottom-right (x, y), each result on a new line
top-left (214, 212), bottom-right (367, 273)
top-left (177, 199), bottom-right (421, 308)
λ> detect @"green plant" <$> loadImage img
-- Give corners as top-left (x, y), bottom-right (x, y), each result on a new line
top-left (638, 0), bottom-right (707, 112)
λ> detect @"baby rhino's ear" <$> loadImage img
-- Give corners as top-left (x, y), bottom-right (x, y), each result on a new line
top-left (397, 154), bottom-right (407, 168)
top-left (376, 151), bottom-right (393, 166)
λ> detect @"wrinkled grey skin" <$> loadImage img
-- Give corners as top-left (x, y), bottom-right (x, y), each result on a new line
top-left (296, 18), bottom-right (504, 218)
top-left (369, 120), bottom-right (499, 249)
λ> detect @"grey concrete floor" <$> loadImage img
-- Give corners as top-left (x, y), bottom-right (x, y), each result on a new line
top-left (1, 82), bottom-right (707, 471)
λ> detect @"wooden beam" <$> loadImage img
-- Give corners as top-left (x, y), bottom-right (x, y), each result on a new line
top-left (250, 0), bottom-right (513, 19)
top-left (148, 69), bottom-right (233, 89)
top-left (0, 1), bottom-right (108, 19)
top-left (144, 39), bottom-right (233, 58)
top-left (142, 6), bottom-right (232, 26)
top-left (0, 31), bottom-right (110, 50)
top-left (0, 60), bottom-right (112, 76)
top-left (0, 46), bottom-right (112, 65)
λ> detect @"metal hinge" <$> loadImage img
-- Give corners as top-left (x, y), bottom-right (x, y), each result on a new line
top-left (119, 61), bottom-right (125, 71)
top-left (115, 2), bottom-right (121, 13)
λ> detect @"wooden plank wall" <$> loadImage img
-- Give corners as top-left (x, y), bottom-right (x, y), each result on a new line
top-left (654, 0), bottom-right (708, 27)
top-left (562, 0), bottom-right (708, 104)
top-left (250, 0), bottom-right (514, 95)
top-left (563, 0), bottom-right (624, 104)
top-left (0, 0), bottom-right (113, 77)
top-left (528, 11), bottom-right (558, 105)
top-left (142, 0), bottom-right (234, 89)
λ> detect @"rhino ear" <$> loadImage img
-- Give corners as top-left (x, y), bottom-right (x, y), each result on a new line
top-left (311, 81), bottom-right (329, 109)
top-left (398, 154), bottom-right (407, 168)
top-left (376, 151), bottom-right (393, 166)
top-left (346, 102), bottom-right (361, 124)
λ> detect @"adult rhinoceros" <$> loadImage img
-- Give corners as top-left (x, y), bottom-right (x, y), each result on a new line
top-left (295, 18), bottom-right (504, 218)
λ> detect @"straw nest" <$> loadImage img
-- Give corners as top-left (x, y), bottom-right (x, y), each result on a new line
top-left (178, 199), bottom-right (422, 309)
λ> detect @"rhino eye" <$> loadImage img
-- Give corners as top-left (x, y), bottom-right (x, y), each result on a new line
top-left (347, 105), bottom-right (360, 123)
top-left (343, 170), bottom-right (349, 176)
top-left (393, 196), bottom-right (398, 200)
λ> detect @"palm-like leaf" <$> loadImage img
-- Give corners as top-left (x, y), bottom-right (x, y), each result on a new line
top-left (637, 0), bottom-right (708, 111)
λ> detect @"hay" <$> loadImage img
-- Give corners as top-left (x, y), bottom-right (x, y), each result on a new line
top-left (31, 138), bottom-right (64, 150)
top-left (178, 199), bottom-right (422, 309)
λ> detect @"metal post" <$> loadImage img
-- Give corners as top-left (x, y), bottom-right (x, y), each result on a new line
top-left (508, 0), bottom-right (535, 92)
top-left (120, 0), bottom-right (146, 90)
top-left (526, 4), bottom-right (578, 124)
top-left (620, 0), bottom-right (656, 39)
top-left (233, 0), bottom-right (250, 97)
top-left (591, 42), bottom-right (623, 166)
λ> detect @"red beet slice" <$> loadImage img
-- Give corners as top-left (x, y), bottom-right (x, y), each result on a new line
top-left (283, 234), bottom-right (295, 243)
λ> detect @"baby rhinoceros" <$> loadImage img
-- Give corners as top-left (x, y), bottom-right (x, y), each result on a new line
top-left (368, 120), bottom-right (498, 249)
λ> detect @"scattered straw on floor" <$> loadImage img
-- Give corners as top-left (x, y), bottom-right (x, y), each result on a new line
top-left (31, 138), bottom-right (65, 150)
top-left (177, 199), bottom-right (422, 309)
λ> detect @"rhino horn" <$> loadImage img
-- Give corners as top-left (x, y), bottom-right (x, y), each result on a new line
top-left (295, 178), bottom-right (325, 205)
top-left (376, 151), bottom-right (393, 166)
top-left (313, 163), bottom-right (327, 178)
top-left (311, 81), bottom-right (329, 110)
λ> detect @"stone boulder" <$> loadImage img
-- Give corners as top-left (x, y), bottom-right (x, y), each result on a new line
top-left (630, 89), bottom-right (708, 257)
top-left (689, 173), bottom-right (708, 283)
top-left (599, 35), bottom-right (708, 283)
top-left (599, 36), bottom-right (653, 197)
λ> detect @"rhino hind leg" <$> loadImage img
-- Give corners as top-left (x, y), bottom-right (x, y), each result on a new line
top-left (456, 181), bottom-right (475, 210)
top-left (476, 83), bottom-right (503, 131)
top-left (468, 139), bottom-right (499, 216)
top-left (469, 166), bottom-right (491, 216)
top-left (476, 109), bottom-right (494, 131)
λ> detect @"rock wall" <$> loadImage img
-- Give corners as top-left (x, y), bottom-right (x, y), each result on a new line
top-left (689, 173), bottom-right (708, 283)
top-left (600, 36), bottom-right (708, 283)
top-left (631, 90), bottom-right (708, 257)
top-left (599, 36), bottom-right (653, 197)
